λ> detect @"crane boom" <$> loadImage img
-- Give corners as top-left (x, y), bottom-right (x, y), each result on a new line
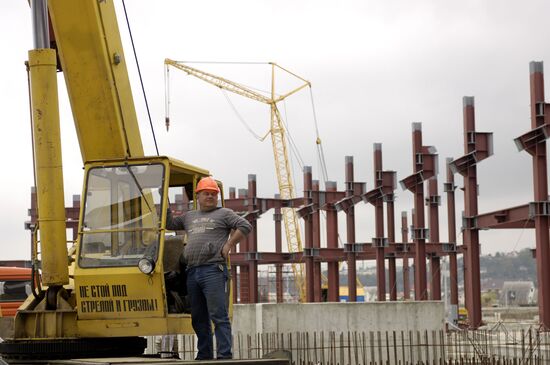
top-left (165, 59), bottom-right (271, 104)
top-left (165, 60), bottom-right (309, 301)
top-left (49, 0), bottom-right (144, 161)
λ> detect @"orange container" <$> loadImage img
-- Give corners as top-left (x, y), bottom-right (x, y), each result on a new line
top-left (0, 267), bottom-right (32, 317)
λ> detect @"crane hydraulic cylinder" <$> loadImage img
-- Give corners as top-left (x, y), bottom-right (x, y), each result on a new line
top-left (28, 48), bottom-right (69, 286)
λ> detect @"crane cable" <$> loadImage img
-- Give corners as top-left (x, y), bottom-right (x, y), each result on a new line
top-left (309, 87), bottom-right (329, 185)
top-left (219, 88), bottom-right (307, 178)
top-left (220, 89), bottom-right (268, 141)
top-left (121, 0), bottom-right (159, 156)
top-left (164, 64), bottom-right (170, 131)
top-left (121, 3), bottom-right (175, 211)
top-left (280, 100), bottom-right (306, 170)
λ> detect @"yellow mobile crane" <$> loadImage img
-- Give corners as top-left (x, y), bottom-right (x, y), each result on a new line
top-left (0, 0), bottom-right (229, 360)
top-left (164, 60), bottom-right (311, 301)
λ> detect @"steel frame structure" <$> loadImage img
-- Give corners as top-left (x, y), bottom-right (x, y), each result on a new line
top-left (26, 152), bottom-right (460, 308)
top-left (26, 60), bottom-right (550, 331)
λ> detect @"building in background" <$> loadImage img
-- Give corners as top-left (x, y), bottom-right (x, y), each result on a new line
top-left (499, 281), bottom-right (536, 307)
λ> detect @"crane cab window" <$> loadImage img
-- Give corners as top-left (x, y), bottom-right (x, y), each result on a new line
top-left (166, 185), bottom-right (194, 214)
top-left (79, 163), bottom-right (165, 268)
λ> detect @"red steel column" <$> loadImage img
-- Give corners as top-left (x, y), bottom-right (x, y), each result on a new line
top-left (412, 123), bottom-right (428, 300)
top-left (274, 193), bottom-right (284, 303)
top-left (374, 144), bottom-right (386, 301)
top-left (303, 167), bottom-right (315, 303)
top-left (247, 175), bottom-right (258, 303)
top-left (401, 212), bottom-right (410, 300)
top-left (445, 158), bottom-right (459, 324)
top-left (428, 178), bottom-right (441, 300)
top-left (529, 62), bottom-right (550, 329)
top-left (238, 188), bottom-right (250, 303)
top-left (462, 96), bottom-right (481, 328)
top-left (326, 181), bottom-right (340, 302)
top-left (345, 156), bottom-right (357, 302)
top-left (387, 194), bottom-right (397, 301)
top-left (312, 180), bottom-right (322, 302)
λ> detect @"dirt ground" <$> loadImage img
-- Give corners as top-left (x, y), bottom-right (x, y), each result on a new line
top-left (481, 306), bottom-right (540, 330)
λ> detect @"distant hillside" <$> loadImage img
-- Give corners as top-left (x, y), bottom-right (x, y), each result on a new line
top-left (345, 248), bottom-right (537, 291)
top-left (477, 248), bottom-right (537, 290)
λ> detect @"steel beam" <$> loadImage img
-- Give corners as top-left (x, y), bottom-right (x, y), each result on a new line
top-left (449, 101), bottom-right (493, 327)
top-left (474, 204), bottom-right (532, 229)
top-left (411, 123), bottom-right (427, 300)
top-left (247, 174), bottom-right (258, 303)
top-left (238, 188), bottom-right (250, 303)
top-left (460, 96), bottom-right (482, 329)
top-left (312, 180), bottom-right (322, 302)
top-left (345, 157), bottom-right (357, 302)
top-left (303, 167), bottom-right (315, 303)
top-left (445, 158), bottom-right (459, 325)
top-left (387, 193), bottom-right (397, 301)
top-left (527, 61), bottom-right (550, 329)
top-left (399, 123), bottom-right (439, 301)
top-left (274, 194), bottom-right (283, 303)
top-left (226, 242), bottom-right (461, 266)
top-left (373, 144), bottom-right (386, 301)
top-left (326, 181), bottom-right (340, 302)
top-left (401, 212), bottom-right (411, 300)
top-left (427, 178), bottom-right (441, 300)
top-left (247, 175), bottom-right (259, 303)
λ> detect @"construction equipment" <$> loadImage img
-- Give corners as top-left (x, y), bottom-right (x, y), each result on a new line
top-left (0, 267), bottom-right (32, 318)
top-left (164, 60), bottom-right (310, 301)
top-left (0, 0), bottom-right (226, 360)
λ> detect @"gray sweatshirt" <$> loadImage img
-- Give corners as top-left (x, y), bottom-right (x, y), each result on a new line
top-left (166, 207), bottom-right (252, 268)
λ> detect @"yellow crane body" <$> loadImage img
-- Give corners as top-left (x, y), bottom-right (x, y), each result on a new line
top-left (1, 0), bottom-right (235, 359)
top-left (28, 48), bottom-right (69, 287)
top-left (14, 156), bottom-right (213, 340)
top-left (67, 158), bottom-right (202, 338)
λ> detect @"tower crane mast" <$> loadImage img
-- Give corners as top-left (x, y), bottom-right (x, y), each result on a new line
top-left (165, 60), bottom-right (310, 301)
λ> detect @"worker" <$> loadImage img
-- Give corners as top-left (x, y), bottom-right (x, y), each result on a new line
top-left (166, 176), bottom-right (252, 360)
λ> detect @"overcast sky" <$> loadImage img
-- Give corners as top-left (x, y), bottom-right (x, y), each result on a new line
top-left (2, 0), bottom-right (550, 261)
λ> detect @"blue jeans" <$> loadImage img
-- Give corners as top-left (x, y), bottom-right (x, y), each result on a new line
top-left (187, 264), bottom-right (231, 360)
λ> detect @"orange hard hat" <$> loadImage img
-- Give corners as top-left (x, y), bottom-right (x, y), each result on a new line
top-left (196, 177), bottom-right (220, 193)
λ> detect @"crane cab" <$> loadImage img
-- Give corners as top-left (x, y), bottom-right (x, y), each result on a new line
top-left (73, 156), bottom-right (226, 337)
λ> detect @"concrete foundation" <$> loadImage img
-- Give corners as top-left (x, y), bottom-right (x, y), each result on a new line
top-left (233, 301), bottom-right (445, 335)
